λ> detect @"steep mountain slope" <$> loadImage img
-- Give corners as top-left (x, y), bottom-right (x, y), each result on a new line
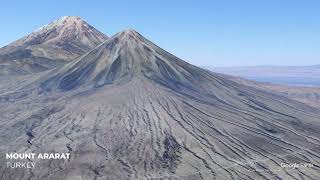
top-left (40, 30), bottom-right (218, 92)
top-left (0, 16), bottom-right (108, 75)
top-left (0, 30), bottom-right (320, 180)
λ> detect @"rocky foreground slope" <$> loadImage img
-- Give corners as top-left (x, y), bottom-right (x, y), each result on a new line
top-left (0, 16), bottom-right (108, 75)
top-left (0, 30), bottom-right (320, 180)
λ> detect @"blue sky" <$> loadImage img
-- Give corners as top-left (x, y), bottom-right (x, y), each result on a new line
top-left (0, 0), bottom-right (319, 67)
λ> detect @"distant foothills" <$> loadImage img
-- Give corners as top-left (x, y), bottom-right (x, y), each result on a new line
top-left (204, 65), bottom-right (320, 87)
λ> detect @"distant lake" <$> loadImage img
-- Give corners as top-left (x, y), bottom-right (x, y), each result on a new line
top-left (244, 76), bottom-right (320, 87)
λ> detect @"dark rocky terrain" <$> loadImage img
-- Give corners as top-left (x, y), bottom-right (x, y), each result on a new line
top-left (0, 16), bottom-right (108, 75)
top-left (0, 30), bottom-right (320, 180)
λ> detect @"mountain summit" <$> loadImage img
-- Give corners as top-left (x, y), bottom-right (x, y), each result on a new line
top-left (41, 29), bottom-right (210, 91)
top-left (0, 16), bottom-right (108, 75)
top-left (10, 16), bottom-right (108, 54)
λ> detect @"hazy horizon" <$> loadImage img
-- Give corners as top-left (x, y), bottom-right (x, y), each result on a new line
top-left (205, 64), bottom-right (320, 68)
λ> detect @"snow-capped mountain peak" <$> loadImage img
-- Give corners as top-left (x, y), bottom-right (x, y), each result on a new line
top-left (9, 16), bottom-right (108, 53)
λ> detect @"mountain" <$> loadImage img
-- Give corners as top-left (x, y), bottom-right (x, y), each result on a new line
top-left (0, 16), bottom-right (108, 75)
top-left (1, 29), bottom-right (320, 180)
top-left (40, 29), bottom-right (212, 91)
top-left (205, 65), bottom-right (320, 86)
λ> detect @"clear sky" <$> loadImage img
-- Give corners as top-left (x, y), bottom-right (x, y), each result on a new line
top-left (0, 0), bottom-right (319, 67)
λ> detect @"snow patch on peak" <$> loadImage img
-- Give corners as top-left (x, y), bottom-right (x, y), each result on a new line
top-left (60, 16), bottom-right (83, 22)
top-left (9, 15), bottom-right (108, 52)
top-left (35, 16), bottom-right (84, 32)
